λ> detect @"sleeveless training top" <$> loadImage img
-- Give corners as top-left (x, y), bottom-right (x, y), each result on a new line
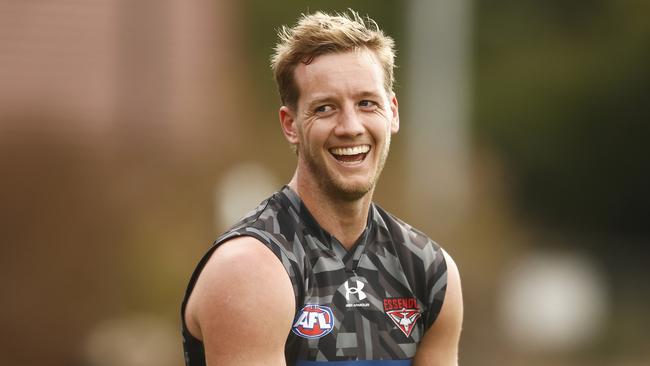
top-left (181, 186), bottom-right (447, 365)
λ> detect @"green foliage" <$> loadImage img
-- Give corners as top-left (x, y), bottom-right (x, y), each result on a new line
top-left (475, 0), bottom-right (650, 238)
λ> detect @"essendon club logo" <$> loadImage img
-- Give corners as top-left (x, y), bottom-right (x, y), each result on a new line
top-left (383, 297), bottom-right (421, 338)
top-left (292, 305), bottom-right (334, 339)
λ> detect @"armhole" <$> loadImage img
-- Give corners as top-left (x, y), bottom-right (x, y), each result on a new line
top-left (180, 232), bottom-right (302, 340)
top-left (424, 244), bottom-right (448, 329)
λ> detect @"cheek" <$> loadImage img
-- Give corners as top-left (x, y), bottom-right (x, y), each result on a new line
top-left (305, 122), bottom-right (330, 142)
top-left (368, 118), bottom-right (391, 139)
top-left (299, 126), bottom-right (325, 156)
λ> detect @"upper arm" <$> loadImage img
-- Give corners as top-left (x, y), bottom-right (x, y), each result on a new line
top-left (184, 236), bottom-right (296, 365)
top-left (413, 249), bottom-right (463, 366)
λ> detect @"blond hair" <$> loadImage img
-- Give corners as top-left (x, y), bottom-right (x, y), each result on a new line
top-left (270, 10), bottom-right (396, 109)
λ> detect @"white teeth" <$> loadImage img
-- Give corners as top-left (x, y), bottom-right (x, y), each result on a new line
top-left (329, 145), bottom-right (370, 156)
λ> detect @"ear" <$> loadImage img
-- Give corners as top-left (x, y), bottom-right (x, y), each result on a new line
top-left (389, 93), bottom-right (400, 134)
top-left (279, 105), bottom-right (299, 144)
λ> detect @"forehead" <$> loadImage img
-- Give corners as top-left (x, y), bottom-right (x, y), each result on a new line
top-left (293, 49), bottom-right (386, 102)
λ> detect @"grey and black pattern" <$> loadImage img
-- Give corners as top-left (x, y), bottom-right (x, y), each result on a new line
top-left (181, 186), bottom-right (447, 365)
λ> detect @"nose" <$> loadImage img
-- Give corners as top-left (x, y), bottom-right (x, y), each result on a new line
top-left (334, 106), bottom-right (364, 137)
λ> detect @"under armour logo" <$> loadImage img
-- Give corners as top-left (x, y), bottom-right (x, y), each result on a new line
top-left (344, 280), bottom-right (367, 301)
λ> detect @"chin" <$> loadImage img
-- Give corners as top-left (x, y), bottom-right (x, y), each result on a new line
top-left (327, 178), bottom-right (375, 202)
top-left (302, 153), bottom-right (379, 201)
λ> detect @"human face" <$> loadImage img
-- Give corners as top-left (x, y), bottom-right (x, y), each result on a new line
top-left (280, 48), bottom-right (399, 201)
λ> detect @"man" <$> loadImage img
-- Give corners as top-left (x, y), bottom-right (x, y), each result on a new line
top-left (181, 10), bottom-right (463, 366)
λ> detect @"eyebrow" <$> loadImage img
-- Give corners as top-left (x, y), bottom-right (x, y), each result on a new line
top-left (305, 96), bottom-right (337, 111)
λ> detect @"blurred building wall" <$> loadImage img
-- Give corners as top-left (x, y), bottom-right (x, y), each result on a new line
top-left (0, 1), bottom-right (242, 365)
top-left (0, 1), bottom-right (119, 134)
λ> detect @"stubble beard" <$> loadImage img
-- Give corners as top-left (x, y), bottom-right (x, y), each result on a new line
top-left (300, 136), bottom-right (391, 203)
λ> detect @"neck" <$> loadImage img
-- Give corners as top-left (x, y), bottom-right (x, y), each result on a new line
top-left (288, 172), bottom-right (373, 250)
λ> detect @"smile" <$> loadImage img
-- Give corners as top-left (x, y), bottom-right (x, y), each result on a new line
top-left (329, 145), bottom-right (371, 163)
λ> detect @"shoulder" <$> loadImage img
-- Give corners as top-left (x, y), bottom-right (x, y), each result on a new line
top-left (373, 204), bottom-right (444, 267)
top-left (221, 192), bottom-right (280, 235)
top-left (184, 236), bottom-right (295, 348)
top-left (221, 190), bottom-right (299, 254)
top-left (373, 204), bottom-right (440, 248)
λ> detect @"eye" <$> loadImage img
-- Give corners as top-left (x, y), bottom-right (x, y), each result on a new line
top-left (359, 100), bottom-right (378, 109)
top-left (314, 105), bottom-right (333, 114)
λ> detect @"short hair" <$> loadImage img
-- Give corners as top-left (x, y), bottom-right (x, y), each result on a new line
top-left (270, 10), bottom-right (396, 110)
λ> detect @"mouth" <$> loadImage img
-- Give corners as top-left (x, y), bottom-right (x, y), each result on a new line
top-left (329, 145), bottom-right (371, 164)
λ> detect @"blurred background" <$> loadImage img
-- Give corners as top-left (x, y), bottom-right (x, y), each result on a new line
top-left (1, 0), bottom-right (648, 365)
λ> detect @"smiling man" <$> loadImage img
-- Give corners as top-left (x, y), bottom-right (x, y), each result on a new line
top-left (181, 10), bottom-right (463, 366)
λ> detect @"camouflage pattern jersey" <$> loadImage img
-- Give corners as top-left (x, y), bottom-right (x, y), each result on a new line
top-left (181, 186), bottom-right (448, 366)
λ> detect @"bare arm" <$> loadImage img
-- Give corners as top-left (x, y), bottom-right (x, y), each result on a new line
top-left (413, 249), bottom-right (463, 366)
top-left (184, 236), bottom-right (296, 365)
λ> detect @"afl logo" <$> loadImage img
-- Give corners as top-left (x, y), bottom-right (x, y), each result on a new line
top-left (292, 304), bottom-right (334, 339)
